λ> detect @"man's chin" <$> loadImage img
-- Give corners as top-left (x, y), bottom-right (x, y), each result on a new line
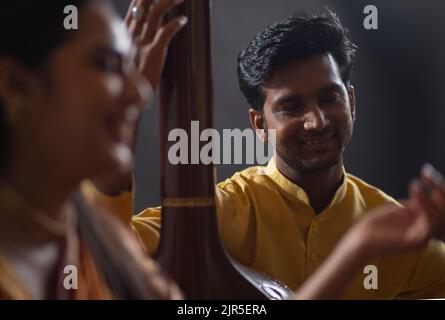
top-left (291, 155), bottom-right (342, 172)
top-left (277, 146), bottom-right (344, 172)
top-left (303, 160), bottom-right (339, 171)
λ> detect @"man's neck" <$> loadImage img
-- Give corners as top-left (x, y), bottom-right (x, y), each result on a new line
top-left (276, 158), bottom-right (345, 214)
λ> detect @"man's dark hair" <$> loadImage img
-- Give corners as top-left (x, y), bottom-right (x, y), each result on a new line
top-left (237, 8), bottom-right (357, 111)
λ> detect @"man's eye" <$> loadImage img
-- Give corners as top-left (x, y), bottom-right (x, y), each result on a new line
top-left (278, 105), bottom-right (302, 115)
top-left (275, 107), bottom-right (292, 115)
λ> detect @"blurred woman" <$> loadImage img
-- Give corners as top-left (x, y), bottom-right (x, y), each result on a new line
top-left (0, 0), bottom-right (186, 299)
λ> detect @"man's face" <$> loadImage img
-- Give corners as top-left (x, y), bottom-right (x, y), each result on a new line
top-left (252, 53), bottom-right (356, 172)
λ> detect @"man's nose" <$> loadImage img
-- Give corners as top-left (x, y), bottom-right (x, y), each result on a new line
top-left (303, 106), bottom-right (327, 132)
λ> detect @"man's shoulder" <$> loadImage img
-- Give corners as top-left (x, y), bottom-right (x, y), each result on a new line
top-left (131, 207), bottom-right (162, 255)
top-left (345, 173), bottom-right (399, 207)
top-left (215, 165), bottom-right (277, 221)
top-left (134, 206), bottom-right (162, 220)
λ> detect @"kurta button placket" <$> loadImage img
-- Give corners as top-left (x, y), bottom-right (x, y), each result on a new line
top-left (306, 217), bottom-right (320, 276)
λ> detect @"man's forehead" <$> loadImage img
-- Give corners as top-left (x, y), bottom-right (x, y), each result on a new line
top-left (264, 53), bottom-right (343, 92)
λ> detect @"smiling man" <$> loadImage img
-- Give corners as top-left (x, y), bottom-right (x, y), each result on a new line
top-left (249, 52), bottom-right (355, 214)
top-left (133, 9), bottom-right (445, 299)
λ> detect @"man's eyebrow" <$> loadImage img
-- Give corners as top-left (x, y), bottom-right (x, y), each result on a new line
top-left (317, 83), bottom-right (344, 95)
top-left (272, 94), bottom-right (302, 107)
top-left (271, 83), bottom-right (345, 107)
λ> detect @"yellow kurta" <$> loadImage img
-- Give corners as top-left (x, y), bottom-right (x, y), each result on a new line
top-left (132, 159), bottom-right (445, 299)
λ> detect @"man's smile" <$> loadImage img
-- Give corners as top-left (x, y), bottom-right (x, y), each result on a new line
top-left (299, 133), bottom-right (335, 149)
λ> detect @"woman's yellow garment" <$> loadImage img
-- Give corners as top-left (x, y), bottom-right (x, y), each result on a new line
top-left (0, 182), bottom-right (182, 300)
top-left (0, 242), bottom-right (112, 300)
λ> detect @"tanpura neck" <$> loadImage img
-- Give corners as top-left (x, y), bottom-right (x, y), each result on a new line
top-left (277, 160), bottom-right (345, 214)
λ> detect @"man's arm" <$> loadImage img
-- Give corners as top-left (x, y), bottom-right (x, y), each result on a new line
top-left (132, 207), bottom-right (162, 255)
top-left (293, 164), bottom-right (445, 300)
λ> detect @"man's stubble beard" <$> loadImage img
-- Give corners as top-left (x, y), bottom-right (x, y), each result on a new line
top-left (277, 135), bottom-right (352, 173)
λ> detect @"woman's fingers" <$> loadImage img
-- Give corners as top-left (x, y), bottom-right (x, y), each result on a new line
top-left (420, 164), bottom-right (445, 240)
top-left (124, 0), bottom-right (138, 26)
top-left (127, 0), bottom-right (154, 40)
top-left (139, 0), bottom-right (185, 45)
top-left (408, 179), bottom-right (443, 241)
top-left (140, 16), bottom-right (187, 88)
top-left (421, 164), bottom-right (445, 200)
top-left (151, 15), bottom-right (187, 56)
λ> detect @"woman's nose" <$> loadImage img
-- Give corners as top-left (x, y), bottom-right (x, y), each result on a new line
top-left (123, 72), bottom-right (150, 108)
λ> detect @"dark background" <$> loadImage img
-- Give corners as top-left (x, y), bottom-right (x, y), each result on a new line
top-left (113, 0), bottom-right (445, 212)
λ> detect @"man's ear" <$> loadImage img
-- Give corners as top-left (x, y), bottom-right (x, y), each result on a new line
top-left (249, 108), bottom-right (268, 143)
top-left (348, 85), bottom-right (356, 122)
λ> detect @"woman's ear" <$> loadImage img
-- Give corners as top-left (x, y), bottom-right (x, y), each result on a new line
top-left (0, 58), bottom-right (42, 125)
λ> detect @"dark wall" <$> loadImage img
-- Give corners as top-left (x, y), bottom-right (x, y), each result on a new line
top-left (113, 0), bottom-right (445, 211)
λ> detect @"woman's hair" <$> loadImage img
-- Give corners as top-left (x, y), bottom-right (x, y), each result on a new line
top-left (0, 0), bottom-right (91, 168)
top-left (73, 193), bottom-right (170, 300)
top-left (0, 105), bottom-right (7, 170)
top-left (0, 1), bottom-right (163, 299)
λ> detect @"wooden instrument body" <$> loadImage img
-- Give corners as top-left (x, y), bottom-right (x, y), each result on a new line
top-left (157, 0), bottom-right (291, 300)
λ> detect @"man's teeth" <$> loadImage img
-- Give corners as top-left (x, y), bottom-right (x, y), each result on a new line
top-left (304, 137), bottom-right (330, 145)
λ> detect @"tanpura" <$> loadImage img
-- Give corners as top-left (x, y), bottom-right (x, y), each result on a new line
top-left (156, 0), bottom-right (291, 300)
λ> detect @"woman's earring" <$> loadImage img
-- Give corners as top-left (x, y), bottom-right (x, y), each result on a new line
top-left (7, 97), bottom-right (34, 126)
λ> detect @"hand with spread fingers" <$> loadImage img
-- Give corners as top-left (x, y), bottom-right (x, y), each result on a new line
top-left (125, 0), bottom-right (187, 89)
top-left (294, 164), bottom-right (445, 300)
top-left (336, 164), bottom-right (445, 261)
top-left (408, 164), bottom-right (445, 243)
top-left (344, 165), bottom-right (445, 259)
